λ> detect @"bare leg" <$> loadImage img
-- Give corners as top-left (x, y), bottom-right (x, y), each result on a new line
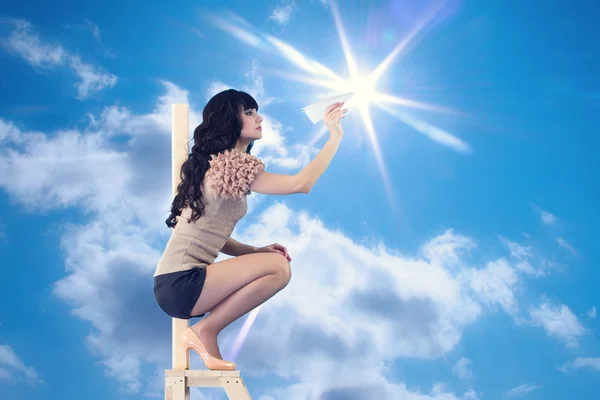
top-left (189, 252), bottom-right (291, 359)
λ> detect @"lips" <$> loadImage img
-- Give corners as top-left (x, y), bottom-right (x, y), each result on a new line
top-left (257, 126), bottom-right (262, 130)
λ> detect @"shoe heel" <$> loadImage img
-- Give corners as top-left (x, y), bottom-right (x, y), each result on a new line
top-left (183, 346), bottom-right (190, 368)
top-left (181, 327), bottom-right (236, 371)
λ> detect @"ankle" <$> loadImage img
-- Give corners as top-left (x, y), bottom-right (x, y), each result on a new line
top-left (192, 321), bottom-right (218, 337)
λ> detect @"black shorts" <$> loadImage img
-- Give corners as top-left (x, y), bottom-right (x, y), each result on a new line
top-left (153, 266), bottom-right (207, 319)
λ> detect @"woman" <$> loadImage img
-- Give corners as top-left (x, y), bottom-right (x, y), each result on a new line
top-left (153, 89), bottom-right (348, 370)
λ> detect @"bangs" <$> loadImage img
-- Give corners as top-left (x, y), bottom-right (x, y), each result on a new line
top-left (237, 91), bottom-right (259, 111)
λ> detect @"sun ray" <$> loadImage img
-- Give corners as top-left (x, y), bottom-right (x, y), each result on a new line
top-left (262, 69), bottom-right (343, 92)
top-left (306, 124), bottom-right (330, 150)
top-left (206, 12), bottom-right (263, 48)
top-left (375, 102), bottom-right (471, 153)
top-left (265, 36), bottom-right (348, 85)
top-left (358, 106), bottom-right (395, 204)
top-left (369, 0), bottom-right (448, 82)
top-left (227, 306), bottom-right (262, 361)
top-left (330, 0), bottom-right (360, 78)
top-left (374, 92), bottom-right (458, 114)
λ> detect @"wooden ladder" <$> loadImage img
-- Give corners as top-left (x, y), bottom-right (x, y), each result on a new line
top-left (165, 104), bottom-right (252, 400)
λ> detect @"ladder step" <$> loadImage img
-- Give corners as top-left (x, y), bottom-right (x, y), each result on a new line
top-left (165, 369), bottom-right (252, 399)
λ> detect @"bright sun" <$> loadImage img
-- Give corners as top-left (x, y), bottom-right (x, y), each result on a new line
top-left (347, 76), bottom-right (377, 107)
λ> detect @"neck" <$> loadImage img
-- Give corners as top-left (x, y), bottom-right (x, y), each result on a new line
top-left (235, 140), bottom-right (251, 152)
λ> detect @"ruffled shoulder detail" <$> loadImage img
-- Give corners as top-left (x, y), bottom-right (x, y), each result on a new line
top-left (205, 149), bottom-right (266, 198)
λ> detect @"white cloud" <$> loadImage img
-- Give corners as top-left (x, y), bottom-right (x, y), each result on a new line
top-left (229, 210), bottom-right (483, 374)
top-left (205, 60), bottom-right (275, 109)
top-left (559, 357), bottom-right (600, 373)
top-left (588, 306), bottom-right (597, 319)
top-left (540, 210), bottom-right (558, 225)
top-left (50, 220), bottom-right (175, 393)
top-left (465, 258), bottom-right (519, 315)
top-left (452, 357), bottom-right (473, 380)
top-left (500, 237), bottom-right (532, 271)
top-left (556, 237), bottom-right (577, 255)
top-left (528, 299), bottom-right (586, 348)
top-left (205, 80), bottom-right (232, 100)
top-left (1, 19), bottom-right (64, 67)
top-left (513, 260), bottom-right (538, 275)
top-left (269, 1), bottom-right (298, 25)
top-left (0, 345), bottom-right (44, 385)
top-left (505, 384), bottom-right (541, 397)
top-left (504, 238), bottom-right (531, 260)
top-left (63, 18), bottom-right (103, 43)
top-left (69, 55), bottom-right (117, 99)
top-left (0, 119), bottom-right (131, 214)
top-left (0, 18), bottom-right (116, 99)
top-left (258, 379), bottom-right (481, 400)
top-left (420, 228), bottom-right (476, 268)
top-left (531, 204), bottom-right (557, 225)
top-left (462, 389), bottom-right (480, 400)
top-left (0, 79), bottom-right (199, 225)
top-left (499, 236), bottom-right (556, 276)
top-left (540, 210), bottom-right (557, 225)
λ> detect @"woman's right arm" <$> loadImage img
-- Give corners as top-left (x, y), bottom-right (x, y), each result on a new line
top-left (295, 135), bottom-right (342, 193)
top-left (250, 102), bottom-right (347, 195)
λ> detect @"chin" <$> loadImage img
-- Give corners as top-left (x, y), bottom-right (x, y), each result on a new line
top-left (242, 132), bottom-right (262, 140)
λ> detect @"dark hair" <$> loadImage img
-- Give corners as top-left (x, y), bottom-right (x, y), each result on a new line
top-left (165, 89), bottom-right (259, 229)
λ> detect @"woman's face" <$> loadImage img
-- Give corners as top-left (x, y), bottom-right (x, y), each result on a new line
top-left (239, 107), bottom-right (263, 141)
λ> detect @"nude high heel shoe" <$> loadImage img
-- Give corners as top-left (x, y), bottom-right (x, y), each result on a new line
top-left (181, 327), bottom-right (236, 371)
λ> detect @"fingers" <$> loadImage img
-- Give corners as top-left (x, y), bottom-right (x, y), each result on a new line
top-left (335, 108), bottom-right (348, 118)
top-left (325, 104), bottom-right (348, 123)
top-left (272, 243), bottom-right (292, 261)
top-left (326, 108), bottom-right (348, 123)
top-left (281, 247), bottom-right (292, 262)
top-left (279, 245), bottom-right (290, 261)
top-left (277, 249), bottom-right (291, 261)
top-left (326, 102), bottom-right (342, 113)
top-left (326, 102), bottom-right (344, 118)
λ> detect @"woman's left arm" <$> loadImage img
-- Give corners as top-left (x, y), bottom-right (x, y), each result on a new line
top-left (220, 237), bottom-right (258, 256)
top-left (221, 237), bottom-right (292, 261)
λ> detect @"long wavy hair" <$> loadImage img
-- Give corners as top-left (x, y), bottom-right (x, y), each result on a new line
top-left (165, 89), bottom-right (259, 228)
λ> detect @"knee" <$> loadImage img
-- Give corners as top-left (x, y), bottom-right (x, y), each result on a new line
top-left (271, 253), bottom-right (292, 286)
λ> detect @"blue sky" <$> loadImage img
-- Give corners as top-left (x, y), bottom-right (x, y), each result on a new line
top-left (1, 0), bottom-right (599, 399)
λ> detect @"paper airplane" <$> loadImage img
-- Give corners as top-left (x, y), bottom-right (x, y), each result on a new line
top-left (301, 92), bottom-right (355, 124)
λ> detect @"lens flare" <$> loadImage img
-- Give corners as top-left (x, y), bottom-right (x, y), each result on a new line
top-left (226, 306), bottom-right (262, 361)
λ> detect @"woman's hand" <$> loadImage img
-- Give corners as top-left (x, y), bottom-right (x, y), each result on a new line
top-left (324, 102), bottom-right (348, 140)
top-left (255, 243), bottom-right (292, 261)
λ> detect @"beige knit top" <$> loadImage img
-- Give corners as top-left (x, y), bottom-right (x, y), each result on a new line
top-left (154, 148), bottom-right (266, 277)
